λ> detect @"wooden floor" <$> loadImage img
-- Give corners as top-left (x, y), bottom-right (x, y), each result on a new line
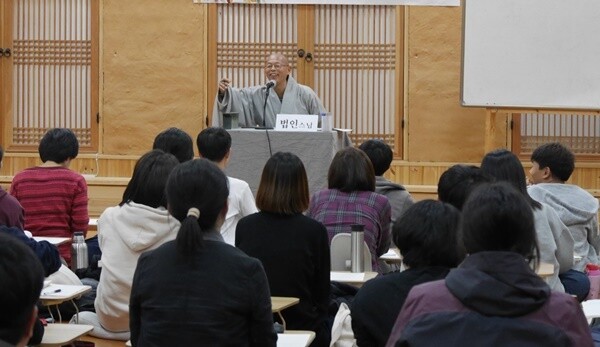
top-left (80, 336), bottom-right (126, 347)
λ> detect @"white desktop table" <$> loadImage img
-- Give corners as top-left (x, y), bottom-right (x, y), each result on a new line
top-left (40, 324), bottom-right (93, 347)
top-left (33, 236), bottom-right (70, 246)
top-left (40, 284), bottom-right (92, 323)
top-left (331, 271), bottom-right (378, 288)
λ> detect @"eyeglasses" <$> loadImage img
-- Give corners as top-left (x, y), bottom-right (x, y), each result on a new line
top-left (265, 64), bottom-right (284, 70)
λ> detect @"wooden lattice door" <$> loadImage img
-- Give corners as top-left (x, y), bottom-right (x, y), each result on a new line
top-left (1, 0), bottom-right (98, 152)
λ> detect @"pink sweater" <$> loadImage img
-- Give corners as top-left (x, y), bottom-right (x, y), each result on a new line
top-left (11, 166), bottom-right (89, 264)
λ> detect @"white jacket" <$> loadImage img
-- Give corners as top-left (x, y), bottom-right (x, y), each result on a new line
top-left (220, 176), bottom-right (257, 245)
top-left (95, 202), bottom-right (180, 332)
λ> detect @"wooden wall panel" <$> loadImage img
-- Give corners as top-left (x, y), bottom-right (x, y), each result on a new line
top-left (406, 6), bottom-right (488, 162)
top-left (2, 158), bottom-right (598, 217)
top-left (101, 0), bottom-right (206, 155)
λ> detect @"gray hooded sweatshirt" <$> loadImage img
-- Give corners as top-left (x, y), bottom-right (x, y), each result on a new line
top-left (375, 176), bottom-right (414, 231)
top-left (528, 183), bottom-right (600, 271)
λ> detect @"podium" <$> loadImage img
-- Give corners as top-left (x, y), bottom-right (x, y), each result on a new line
top-left (225, 129), bottom-right (352, 195)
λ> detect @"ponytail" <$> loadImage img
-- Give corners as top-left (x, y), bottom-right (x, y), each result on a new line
top-left (176, 208), bottom-right (203, 257)
top-left (166, 159), bottom-right (229, 258)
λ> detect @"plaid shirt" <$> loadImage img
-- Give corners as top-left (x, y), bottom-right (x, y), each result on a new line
top-left (307, 189), bottom-right (391, 272)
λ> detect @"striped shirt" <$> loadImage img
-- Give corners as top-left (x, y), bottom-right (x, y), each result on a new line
top-left (307, 189), bottom-right (391, 273)
top-left (10, 166), bottom-right (89, 264)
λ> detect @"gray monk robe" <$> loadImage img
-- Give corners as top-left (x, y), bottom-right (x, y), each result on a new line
top-left (212, 76), bottom-right (326, 128)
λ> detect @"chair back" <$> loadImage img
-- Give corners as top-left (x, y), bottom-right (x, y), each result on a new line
top-left (330, 233), bottom-right (372, 272)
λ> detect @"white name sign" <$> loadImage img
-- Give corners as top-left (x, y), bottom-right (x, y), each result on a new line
top-left (275, 114), bottom-right (319, 132)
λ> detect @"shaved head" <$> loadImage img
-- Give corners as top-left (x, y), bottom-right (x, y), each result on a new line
top-left (267, 53), bottom-right (289, 66)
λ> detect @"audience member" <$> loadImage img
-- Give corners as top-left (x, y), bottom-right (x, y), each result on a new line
top-left (213, 53), bottom-right (326, 128)
top-left (386, 183), bottom-right (593, 347)
top-left (76, 150), bottom-right (180, 340)
top-left (129, 159), bottom-right (276, 346)
top-left (352, 200), bottom-right (463, 347)
top-left (437, 164), bottom-right (490, 210)
top-left (196, 127), bottom-right (257, 245)
top-left (0, 226), bottom-right (61, 277)
top-left (481, 149), bottom-right (583, 296)
top-left (10, 128), bottom-right (89, 265)
top-left (0, 145), bottom-right (25, 229)
top-left (307, 147), bottom-right (391, 273)
top-left (528, 142), bottom-right (600, 277)
top-left (236, 152), bottom-right (330, 347)
top-left (359, 139), bottom-right (414, 229)
top-left (0, 233), bottom-right (45, 347)
top-left (152, 127), bottom-right (194, 163)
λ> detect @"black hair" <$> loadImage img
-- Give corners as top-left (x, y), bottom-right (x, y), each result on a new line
top-left (0, 145), bottom-right (4, 162)
top-left (38, 128), bottom-right (79, 163)
top-left (328, 147), bottom-right (375, 192)
top-left (0, 233), bottom-right (44, 345)
top-left (481, 149), bottom-right (541, 210)
top-left (461, 182), bottom-right (539, 264)
top-left (394, 199), bottom-right (464, 268)
top-left (196, 127), bottom-right (232, 162)
top-left (530, 142), bottom-right (575, 182)
top-left (358, 139), bottom-right (393, 176)
top-left (120, 150), bottom-right (180, 208)
top-left (437, 164), bottom-right (491, 210)
top-left (166, 159), bottom-right (229, 257)
top-left (152, 127), bottom-right (194, 163)
top-left (256, 152), bottom-right (310, 215)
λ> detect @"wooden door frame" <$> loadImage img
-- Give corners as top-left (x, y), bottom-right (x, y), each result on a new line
top-left (1, 0), bottom-right (13, 150)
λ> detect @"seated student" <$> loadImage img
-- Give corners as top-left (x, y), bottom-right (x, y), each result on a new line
top-left (10, 128), bottom-right (89, 265)
top-left (0, 233), bottom-right (45, 347)
top-left (437, 164), bottom-right (490, 210)
top-left (236, 152), bottom-right (330, 347)
top-left (129, 159), bottom-right (276, 346)
top-left (76, 150), bottom-right (180, 340)
top-left (0, 226), bottom-right (61, 277)
top-left (351, 200), bottom-right (463, 347)
top-left (152, 127), bottom-right (194, 163)
top-left (480, 149), bottom-right (577, 294)
top-left (528, 142), bottom-right (598, 299)
top-left (386, 183), bottom-right (593, 347)
top-left (358, 139), bottom-right (414, 230)
top-left (196, 127), bottom-right (257, 245)
top-left (0, 145), bottom-right (25, 229)
top-left (307, 147), bottom-right (391, 273)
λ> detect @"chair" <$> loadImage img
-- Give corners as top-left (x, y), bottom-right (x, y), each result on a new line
top-left (330, 233), bottom-right (372, 272)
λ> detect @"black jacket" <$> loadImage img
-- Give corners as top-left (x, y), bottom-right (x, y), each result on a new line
top-left (129, 232), bottom-right (277, 347)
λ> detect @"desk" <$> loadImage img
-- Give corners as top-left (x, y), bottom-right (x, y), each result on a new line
top-left (40, 323), bottom-right (93, 347)
top-left (582, 299), bottom-right (600, 323)
top-left (226, 129), bottom-right (352, 195)
top-left (536, 262), bottom-right (554, 278)
top-left (380, 248), bottom-right (402, 264)
top-left (40, 284), bottom-right (92, 323)
top-left (331, 271), bottom-right (378, 288)
top-left (271, 296), bottom-right (300, 330)
top-left (33, 237), bottom-right (70, 246)
top-left (278, 330), bottom-right (316, 347)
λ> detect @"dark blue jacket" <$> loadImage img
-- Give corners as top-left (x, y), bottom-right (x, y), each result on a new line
top-left (0, 225), bottom-right (61, 277)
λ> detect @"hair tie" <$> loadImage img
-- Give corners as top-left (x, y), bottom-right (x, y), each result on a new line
top-left (187, 207), bottom-right (200, 219)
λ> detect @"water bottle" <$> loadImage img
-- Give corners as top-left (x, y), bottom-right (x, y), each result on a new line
top-left (351, 224), bottom-right (365, 273)
top-left (71, 231), bottom-right (88, 270)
